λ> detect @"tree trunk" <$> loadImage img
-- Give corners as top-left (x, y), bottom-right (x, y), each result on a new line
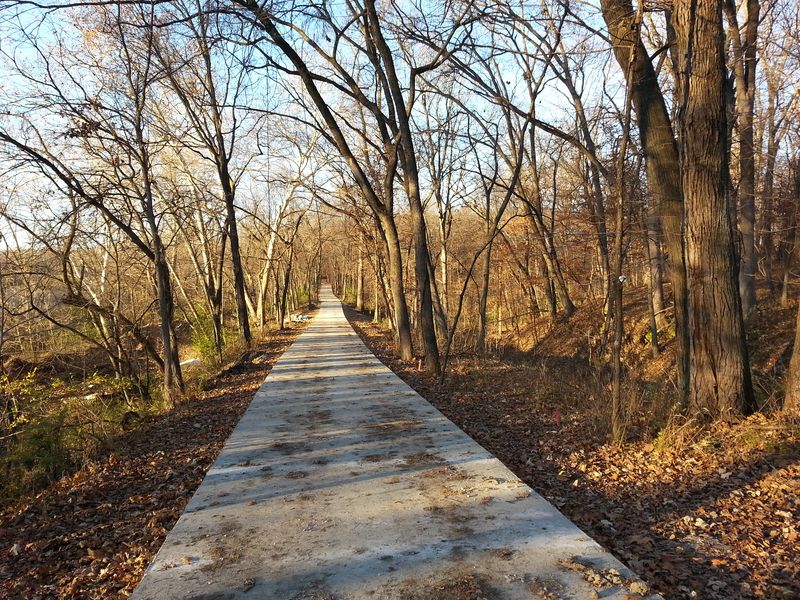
top-left (780, 159), bottom-right (800, 305)
top-left (601, 0), bottom-right (689, 403)
top-left (645, 208), bottom-right (666, 328)
top-left (536, 256), bottom-right (558, 322)
top-left (373, 265), bottom-right (381, 323)
top-left (643, 207), bottom-right (662, 357)
top-left (219, 159), bottom-right (251, 346)
top-left (381, 216), bottom-right (414, 362)
top-left (355, 235), bottom-right (364, 311)
top-left (257, 212), bottom-right (281, 327)
top-left (364, 0), bottom-right (440, 375)
top-left (278, 244), bottom-right (294, 330)
top-left (428, 255), bottom-right (449, 340)
top-left (134, 91), bottom-right (183, 402)
top-left (725, 0), bottom-right (760, 321)
top-left (784, 301), bottom-right (800, 414)
top-left (399, 144), bottom-right (439, 375)
top-left (476, 239), bottom-right (492, 355)
top-left (673, 0), bottom-right (755, 420)
top-left (760, 105), bottom-right (778, 290)
top-left (439, 223), bottom-right (450, 318)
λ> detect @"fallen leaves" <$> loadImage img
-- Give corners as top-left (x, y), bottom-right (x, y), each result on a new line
top-left (0, 326), bottom-right (304, 599)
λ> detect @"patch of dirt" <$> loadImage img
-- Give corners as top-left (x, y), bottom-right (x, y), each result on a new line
top-left (401, 452), bottom-right (445, 468)
top-left (420, 465), bottom-right (470, 481)
top-left (361, 453), bottom-right (394, 463)
top-left (289, 592), bottom-right (338, 600)
top-left (488, 547), bottom-right (515, 560)
top-left (0, 325), bottom-right (307, 599)
top-left (526, 576), bottom-right (568, 600)
top-left (404, 574), bottom-right (499, 600)
top-left (271, 441), bottom-right (311, 455)
top-left (365, 418), bottom-right (422, 436)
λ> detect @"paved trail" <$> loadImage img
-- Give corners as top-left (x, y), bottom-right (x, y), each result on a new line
top-left (132, 287), bottom-right (657, 600)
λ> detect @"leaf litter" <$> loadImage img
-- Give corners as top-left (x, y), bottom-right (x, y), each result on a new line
top-left (0, 326), bottom-right (305, 599)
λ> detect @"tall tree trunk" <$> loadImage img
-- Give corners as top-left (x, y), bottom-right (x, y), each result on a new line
top-left (355, 235), bottom-right (364, 311)
top-left (644, 207), bottom-right (666, 355)
top-left (726, 0), bottom-right (760, 321)
top-left (258, 226), bottom-right (279, 328)
top-left (780, 159), bottom-right (800, 305)
top-left (645, 208), bottom-right (666, 327)
top-left (364, 0), bottom-right (440, 375)
top-left (760, 101), bottom-right (779, 290)
top-left (439, 222), bottom-right (450, 318)
top-left (381, 216), bottom-right (414, 361)
top-left (133, 85), bottom-right (183, 402)
top-left (219, 159), bottom-right (251, 346)
top-left (278, 244), bottom-right (295, 330)
top-left (166, 12), bottom-right (253, 347)
top-left (399, 142), bottom-right (440, 374)
top-left (428, 254), bottom-right (448, 340)
top-left (536, 256), bottom-right (558, 322)
top-left (674, 0), bottom-right (755, 419)
top-left (611, 8), bottom-right (639, 443)
top-left (476, 239), bottom-right (492, 355)
top-left (643, 208), bottom-right (663, 357)
top-left (373, 265), bottom-right (381, 323)
top-left (601, 0), bottom-right (689, 403)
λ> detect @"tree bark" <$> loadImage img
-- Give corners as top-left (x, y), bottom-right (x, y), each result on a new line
top-left (780, 159), bottom-right (800, 305)
top-left (355, 234), bottom-right (364, 312)
top-left (673, 0), bottom-right (755, 419)
top-left (380, 216), bottom-right (414, 361)
top-left (364, 0), bottom-right (440, 375)
top-left (643, 213), bottom-right (662, 357)
top-left (784, 301), bottom-right (800, 414)
top-left (220, 170), bottom-right (252, 345)
top-left (600, 0), bottom-right (689, 403)
top-left (475, 238), bottom-right (492, 355)
top-left (760, 94), bottom-right (779, 290)
top-left (725, 0), bottom-right (760, 321)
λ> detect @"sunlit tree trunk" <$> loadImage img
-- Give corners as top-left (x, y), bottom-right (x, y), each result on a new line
top-left (355, 234), bottom-right (364, 312)
top-left (601, 0), bottom-right (689, 403)
top-left (674, 0), bottom-right (755, 419)
top-left (780, 159), bottom-right (800, 306)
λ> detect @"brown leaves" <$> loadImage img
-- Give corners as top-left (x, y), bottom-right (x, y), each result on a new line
top-left (0, 328), bottom-right (304, 599)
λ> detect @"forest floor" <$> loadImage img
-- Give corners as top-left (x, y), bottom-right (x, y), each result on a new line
top-left (0, 323), bottom-right (307, 599)
top-left (1, 297), bottom-right (796, 600)
top-left (344, 304), bottom-right (800, 600)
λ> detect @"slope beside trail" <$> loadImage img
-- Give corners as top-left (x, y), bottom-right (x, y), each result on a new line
top-left (132, 285), bottom-right (657, 600)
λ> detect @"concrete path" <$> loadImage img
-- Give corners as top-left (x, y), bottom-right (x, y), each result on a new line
top-left (132, 287), bottom-right (657, 600)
